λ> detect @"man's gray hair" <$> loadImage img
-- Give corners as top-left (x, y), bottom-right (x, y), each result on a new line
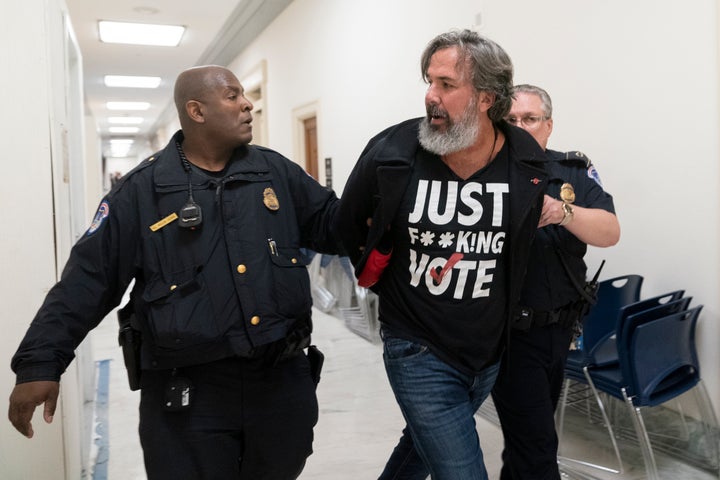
top-left (421, 29), bottom-right (514, 123)
top-left (514, 84), bottom-right (553, 118)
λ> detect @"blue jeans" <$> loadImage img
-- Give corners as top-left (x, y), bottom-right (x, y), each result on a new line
top-left (381, 332), bottom-right (500, 480)
top-left (378, 425), bottom-right (427, 480)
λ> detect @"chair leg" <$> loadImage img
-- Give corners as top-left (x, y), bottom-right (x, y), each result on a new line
top-left (556, 378), bottom-right (570, 452)
top-left (692, 380), bottom-right (720, 471)
top-left (621, 388), bottom-right (659, 480)
top-left (557, 372), bottom-right (624, 474)
top-left (583, 368), bottom-right (624, 474)
top-left (675, 397), bottom-right (691, 441)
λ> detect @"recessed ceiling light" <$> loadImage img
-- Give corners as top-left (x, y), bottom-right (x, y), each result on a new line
top-left (107, 101), bottom-right (151, 110)
top-left (104, 75), bottom-right (161, 88)
top-left (108, 117), bottom-right (144, 125)
top-left (109, 126), bottom-right (140, 134)
top-left (109, 143), bottom-right (133, 157)
top-left (98, 20), bottom-right (185, 47)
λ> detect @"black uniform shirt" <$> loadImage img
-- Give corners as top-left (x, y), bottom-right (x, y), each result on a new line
top-left (520, 150), bottom-right (615, 311)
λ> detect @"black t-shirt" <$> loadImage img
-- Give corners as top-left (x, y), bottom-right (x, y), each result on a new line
top-left (379, 144), bottom-right (510, 374)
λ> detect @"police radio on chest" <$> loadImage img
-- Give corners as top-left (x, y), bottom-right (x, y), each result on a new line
top-left (177, 141), bottom-right (203, 229)
top-left (179, 198), bottom-right (202, 228)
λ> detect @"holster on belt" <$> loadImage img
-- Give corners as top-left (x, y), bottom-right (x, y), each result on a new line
top-left (275, 320), bottom-right (312, 363)
top-left (117, 302), bottom-right (142, 391)
top-left (273, 318), bottom-right (324, 386)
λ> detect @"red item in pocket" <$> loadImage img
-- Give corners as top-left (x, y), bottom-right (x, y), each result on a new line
top-left (357, 248), bottom-right (392, 288)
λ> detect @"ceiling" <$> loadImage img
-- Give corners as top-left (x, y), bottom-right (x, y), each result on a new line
top-left (64, 0), bottom-right (292, 159)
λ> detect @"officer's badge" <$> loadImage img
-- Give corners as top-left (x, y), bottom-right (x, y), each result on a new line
top-left (560, 183), bottom-right (576, 204)
top-left (263, 187), bottom-right (280, 211)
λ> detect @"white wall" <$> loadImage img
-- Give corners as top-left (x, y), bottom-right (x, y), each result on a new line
top-left (484, 0), bottom-right (720, 410)
top-left (1, 0), bottom-right (70, 478)
top-left (219, 0), bottom-right (720, 413)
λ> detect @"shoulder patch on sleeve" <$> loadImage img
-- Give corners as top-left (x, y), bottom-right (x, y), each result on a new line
top-left (587, 165), bottom-right (604, 187)
top-left (87, 200), bottom-right (110, 235)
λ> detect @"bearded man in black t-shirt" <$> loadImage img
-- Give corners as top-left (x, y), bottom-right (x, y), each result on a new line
top-left (336, 30), bottom-right (547, 480)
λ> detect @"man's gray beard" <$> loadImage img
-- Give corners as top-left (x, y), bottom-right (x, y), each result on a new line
top-left (418, 100), bottom-right (479, 156)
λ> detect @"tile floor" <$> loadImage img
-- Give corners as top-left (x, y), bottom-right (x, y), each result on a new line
top-left (88, 307), bottom-right (719, 479)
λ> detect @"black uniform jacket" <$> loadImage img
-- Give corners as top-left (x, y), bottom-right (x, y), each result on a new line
top-left (520, 149), bottom-right (616, 310)
top-left (12, 131), bottom-right (339, 382)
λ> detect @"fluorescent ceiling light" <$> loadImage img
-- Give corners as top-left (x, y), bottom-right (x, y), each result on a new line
top-left (110, 144), bottom-right (132, 157)
top-left (107, 101), bottom-right (150, 110)
top-left (110, 139), bottom-right (134, 145)
top-left (104, 75), bottom-right (161, 88)
top-left (98, 20), bottom-right (185, 47)
top-left (109, 126), bottom-right (140, 134)
top-left (108, 117), bottom-right (144, 125)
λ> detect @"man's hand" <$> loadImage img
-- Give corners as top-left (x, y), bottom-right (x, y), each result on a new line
top-left (8, 381), bottom-right (60, 438)
top-left (537, 194), bottom-right (564, 228)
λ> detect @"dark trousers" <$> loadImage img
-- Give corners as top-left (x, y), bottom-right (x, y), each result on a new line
top-left (138, 353), bottom-right (318, 480)
top-left (491, 323), bottom-right (574, 480)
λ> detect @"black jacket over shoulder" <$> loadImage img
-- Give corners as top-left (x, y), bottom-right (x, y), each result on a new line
top-left (12, 130), bottom-right (339, 382)
top-left (334, 118), bottom-right (548, 369)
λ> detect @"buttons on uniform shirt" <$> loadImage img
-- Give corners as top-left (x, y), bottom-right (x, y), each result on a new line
top-left (291, 258), bottom-right (297, 264)
top-left (237, 264), bottom-right (247, 274)
top-left (250, 316), bottom-right (261, 325)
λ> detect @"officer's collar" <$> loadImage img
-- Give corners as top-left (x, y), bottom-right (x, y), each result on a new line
top-left (154, 130), bottom-right (270, 186)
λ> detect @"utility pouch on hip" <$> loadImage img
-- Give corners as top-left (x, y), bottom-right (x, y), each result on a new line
top-left (274, 319), bottom-right (313, 365)
top-left (306, 345), bottom-right (324, 385)
top-left (511, 307), bottom-right (534, 331)
top-left (118, 302), bottom-right (142, 391)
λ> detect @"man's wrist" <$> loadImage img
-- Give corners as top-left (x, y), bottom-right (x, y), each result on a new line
top-left (559, 202), bottom-right (574, 226)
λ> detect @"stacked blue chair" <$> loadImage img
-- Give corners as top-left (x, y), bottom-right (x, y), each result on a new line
top-left (566, 290), bottom-right (689, 383)
top-left (582, 306), bottom-right (713, 480)
top-left (559, 274), bottom-right (643, 474)
top-left (565, 274), bottom-right (644, 372)
top-left (559, 289), bottom-right (719, 479)
top-left (559, 290), bottom-right (691, 474)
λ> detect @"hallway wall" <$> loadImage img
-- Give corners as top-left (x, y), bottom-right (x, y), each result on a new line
top-left (0, 0), bottom-right (92, 477)
top-left (216, 0), bottom-right (720, 413)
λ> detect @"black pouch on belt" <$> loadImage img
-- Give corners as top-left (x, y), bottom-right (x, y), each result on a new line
top-left (117, 302), bottom-right (142, 391)
top-left (306, 345), bottom-right (324, 385)
top-left (511, 307), bottom-right (534, 331)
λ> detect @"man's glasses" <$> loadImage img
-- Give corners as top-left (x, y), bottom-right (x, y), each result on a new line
top-left (505, 115), bottom-right (548, 128)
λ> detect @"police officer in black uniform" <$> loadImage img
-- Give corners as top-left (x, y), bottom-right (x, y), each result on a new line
top-left (492, 84), bottom-right (620, 480)
top-left (9, 65), bottom-right (339, 480)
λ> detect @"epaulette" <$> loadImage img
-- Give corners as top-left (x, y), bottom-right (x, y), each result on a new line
top-left (127, 150), bottom-right (163, 175)
top-left (108, 150), bottom-right (163, 193)
top-left (561, 151), bottom-right (593, 168)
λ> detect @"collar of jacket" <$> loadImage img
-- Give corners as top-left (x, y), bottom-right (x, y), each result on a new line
top-left (499, 121), bottom-right (547, 165)
top-left (152, 130), bottom-right (271, 191)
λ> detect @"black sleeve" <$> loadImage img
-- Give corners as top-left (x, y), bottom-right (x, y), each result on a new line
top-left (284, 159), bottom-right (342, 255)
top-left (11, 184), bottom-right (140, 383)
top-left (333, 137), bottom-right (385, 267)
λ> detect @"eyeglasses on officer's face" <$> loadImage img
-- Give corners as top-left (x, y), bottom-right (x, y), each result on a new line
top-left (505, 115), bottom-right (548, 128)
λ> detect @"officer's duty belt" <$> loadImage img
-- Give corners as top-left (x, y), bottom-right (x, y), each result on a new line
top-left (513, 306), bottom-right (578, 331)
